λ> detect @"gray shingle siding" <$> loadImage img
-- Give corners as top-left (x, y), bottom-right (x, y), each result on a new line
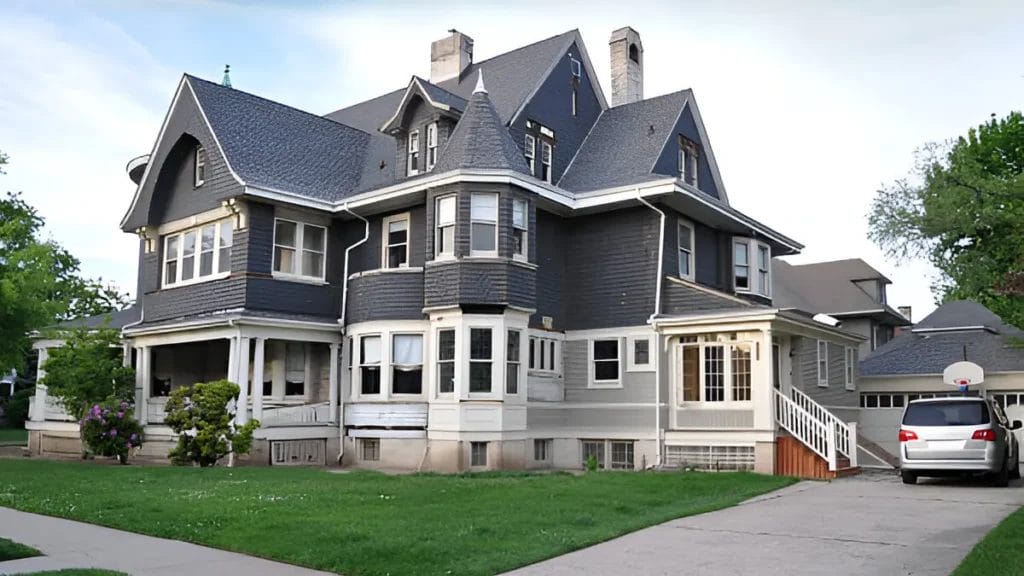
top-left (347, 206), bottom-right (427, 274)
top-left (346, 272), bottom-right (425, 324)
top-left (651, 104), bottom-right (720, 200)
top-left (563, 339), bottom-right (656, 403)
top-left (533, 209), bottom-right (566, 329)
top-left (661, 206), bottom-right (730, 292)
top-left (661, 281), bottom-right (750, 316)
top-left (424, 261), bottom-right (535, 309)
top-left (564, 206), bottom-right (658, 330)
top-left (793, 336), bottom-right (857, 408)
top-left (144, 277), bottom-right (247, 323)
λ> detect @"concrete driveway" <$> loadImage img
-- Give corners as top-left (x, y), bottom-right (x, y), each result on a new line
top-left (505, 471), bottom-right (1024, 576)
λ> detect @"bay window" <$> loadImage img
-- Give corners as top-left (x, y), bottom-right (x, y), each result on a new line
top-left (162, 219), bottom-right (232, 287)
top-left (678, 336), bottom-right (755, 404)
top-left (470, 193), bottom-right (498, 256)
top-left (733, 238), bottom-right (771, 296)
top-left (435, 195), bottom-right (456, 258)
top-left (273, 219), bottom-right (326, 280)
top-left (678, 220), bottom-right (694, 279)
top-left (437, 329), bottom-right (455, 394)
top-left (360, 335), bottom-right (382, 395)
top-left (391, 334), bottom-right (423, 394)
top-left (469, 328), bottom-right (492, 393)
top-left (383, 213), bottom-right (409, 269)
top-left (506, 330), bottom-right (521, 394)
top-left (733, 241), bottom-right (749, 291)
top-left (512, 198), bottom-right (528, 259)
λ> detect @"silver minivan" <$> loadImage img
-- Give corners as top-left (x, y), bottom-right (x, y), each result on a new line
top-left (899, 397), bottom-right (1021, 486)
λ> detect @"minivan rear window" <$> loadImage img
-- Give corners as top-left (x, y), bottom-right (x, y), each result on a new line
top-left (903, 401), bottom-right (990, 426)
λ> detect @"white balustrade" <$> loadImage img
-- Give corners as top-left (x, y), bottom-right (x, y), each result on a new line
top-left (788, 387), bottom-right (858, 467)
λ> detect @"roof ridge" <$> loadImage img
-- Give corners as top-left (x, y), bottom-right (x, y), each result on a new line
top-left (607, 88), bottom-right (692, 111)
top-left (186, 74), bottom-right (375, 138)
top-left (470, 29), bottom-right (578, 68)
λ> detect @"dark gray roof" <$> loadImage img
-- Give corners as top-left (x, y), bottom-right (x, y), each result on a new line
top-left (57, 307), bottom-right (141, 330)
top-left (432, 87), bottom-right (532, 175)
top-left (415, 77), bottom-right (467, 111)
top-left (188, 75), bottom-right (382, 202)
top-left (860, 300), bottom-right (1024, 376)
top-left (559, 90), bottom-right (689, 192)
top-left (772, 259), bottom-right (906, 322)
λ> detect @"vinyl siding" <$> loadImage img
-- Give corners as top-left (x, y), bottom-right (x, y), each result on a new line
top-left (533, 209), bottom-right (566, 329)
top-left (794, 336), bottom-right (858, 408)
top-left (563, 339), bottom-right (656, 404)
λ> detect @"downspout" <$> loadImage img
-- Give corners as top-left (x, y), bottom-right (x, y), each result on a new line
top-left (637, 189), bottom-right (666, 468)
top-left (337, 203), bottom-right (370, 464)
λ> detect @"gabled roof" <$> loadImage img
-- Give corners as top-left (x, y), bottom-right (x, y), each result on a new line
top-left (187, 75), bottom-right (381, 202)
top-left (860, 300), bottom-right (1024, 376)
top-left (379, 76), bottom-right (467, 134)
top-left (54, 307), bottom-right (141, 331)
top-left (772, 259), bottom-right (906, 322)
top-left (432, 77), bottom-right (531, 175)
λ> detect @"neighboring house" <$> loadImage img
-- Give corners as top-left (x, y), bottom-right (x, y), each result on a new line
top-left (858, 300), bottom-right (1024, 461)
top-left (773, 258), bottom-right (910, 357)
top-left (27, 27), bottom-right (868, 477)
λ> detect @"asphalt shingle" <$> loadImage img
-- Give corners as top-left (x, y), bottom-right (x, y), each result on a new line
top-left (432, 85), bottom-right (532, 175)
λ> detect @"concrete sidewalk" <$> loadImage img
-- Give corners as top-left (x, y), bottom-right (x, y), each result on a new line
top-left (0, 507), bottom-right (335, 576)
top-left (504, 471), bottom-right (1024, 576)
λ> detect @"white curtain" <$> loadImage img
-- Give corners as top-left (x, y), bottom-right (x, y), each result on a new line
top-left (470, 193), bottom-right (497, 222)
top-left (361, 335), bottom-right (381, 365)
top-left (437, 196), bottom-right (457, 225)
top-left (392, 334), bottom-right (423, 366)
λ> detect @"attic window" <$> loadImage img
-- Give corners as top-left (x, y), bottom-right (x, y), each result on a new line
top-left (426, 123), bottom-right (438, 171)
top-left (407, 130), bottom-right (420, 176)
top-left (570, 58), bottom-right (581, 78)
top-left (678, 136), bottom-right (699, 188)
top-left (526, 121), bottom-right (555, 181)
top-left (194, 146), bottom-right (207, 187)
top-left (541, 142), bottom-right (552, 183)
top-left (524, 134), bottom-right (536, 173)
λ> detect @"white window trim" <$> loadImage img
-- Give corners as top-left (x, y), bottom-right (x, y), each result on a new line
top-left (512, 198), bottom-right (528, 262)
top-left (356, 333), bottom-right (384, 398)
top-left (677, 219), bottom-right (695, 280)
top-left (435, 326), bottom-right (456, 397)
top-left (626, 335), bottom-right (655, 372)
top-left (407, 130), bottom-right (420, 176)
top-left (469, 192), bottom-right (499, 258)
top-left (528, 334), bottom-right (561, 376)
top-left (540, 141), bottom-right (553, 184)
top-left (161, 219), bottom-right (232, 289)
top-left (505, 329), bottom-right (523, 395)
top-left (733, 237), bottom-right (771, 296)
top-left (194, 146), bottom-right (206, 187)
top-left (434, 194), bottom-right (457, 261)
top-left (425, 123), bottom-right (438, 172)
top-left (817, 340), bottom-right (829, 387)
top-left (588, 338), bottom-right (622, 389)
top-left (467, 325), bottom-right (498, 397)
top-left (675, 337), bottom-right (755, 407)
top-left (570, 58), bottom-right (581, 77)
top-left (524, 134), bottom-right (536, 174)
top-left (381, 213), bottom-right (411, 269)
top-left (272, 218), bottom-right (328, 283)
top-left (390, 331), bottom-right (425, 396)
top-left (844, 347), bottom-right (855, 391)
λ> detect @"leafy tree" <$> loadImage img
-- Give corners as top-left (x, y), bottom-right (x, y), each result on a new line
top-left (868, 111), bottom-right (1024, 327)
top-left (39, 327), bottom-right (135, 419)
top-left (164, 380), bottom-right (259, 467)
top-left (0, 151), bottom-right (131, 372)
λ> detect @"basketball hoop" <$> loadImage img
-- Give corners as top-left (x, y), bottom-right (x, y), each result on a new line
top-left (956, 378), bottom-right (970, 393)
top-left (943, 361), bottom-right (984, 389)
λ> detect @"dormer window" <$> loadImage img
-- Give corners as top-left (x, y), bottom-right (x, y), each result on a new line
top-left (541, 141), bottom-right (552, 183)
top-left (526, 121), bottom-right (555, 182)
top-left (524, 134), bottom-right (536, 173)
top-left (678, 136), bottom-right (699, 187)
top-left (426, 123), bottom-right (438, 171)
top-left (194, 146), bottom-right (206, 187)
top-left (570, 58), bottom-right (581, 78)
top-left (733, 238), bottom-right (771, 297)
top-left (407, 130), bottom-right (420, 176)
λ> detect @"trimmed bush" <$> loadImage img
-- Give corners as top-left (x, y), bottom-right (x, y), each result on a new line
top-left (164, 380), bottom-right (259, 467)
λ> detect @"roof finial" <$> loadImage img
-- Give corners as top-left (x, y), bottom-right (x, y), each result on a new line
top-left (473, 69), bottom-right (487, 94)
top-left (222, 64), bottom-right (232, 88)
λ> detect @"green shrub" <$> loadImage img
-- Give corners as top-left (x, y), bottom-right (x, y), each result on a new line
top-left (164, 380), bottom-right (259, 467)
top-left (3, 386), bottom-right (33, 428)
top-left (80, 400), bottom-right (144, 464)
top-left (586, 454), bottom-right (599, 472)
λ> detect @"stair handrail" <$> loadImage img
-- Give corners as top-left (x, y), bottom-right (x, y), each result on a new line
top-left (789, 387), bottom-right (858, 467)
top-left (773, 388), bottom-right (837, 469)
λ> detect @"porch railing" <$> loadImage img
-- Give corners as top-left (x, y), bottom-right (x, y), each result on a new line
top-left (774, 388), bottom-right (837, 470)
top-left (261, 402), bottom-right (332, 427)
top-left (789, 387), bottom-right (858, 467)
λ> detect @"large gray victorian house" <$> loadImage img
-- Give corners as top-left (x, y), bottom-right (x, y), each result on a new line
top-left (27, 28), bottom-right (870, 477)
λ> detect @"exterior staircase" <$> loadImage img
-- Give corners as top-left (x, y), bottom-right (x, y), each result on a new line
top-left (773, 387), bottom-right (861, 480)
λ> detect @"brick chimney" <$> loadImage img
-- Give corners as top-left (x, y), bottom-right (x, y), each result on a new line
top-left (431, 30), bottom-right (473, 84)
top-left (609, 27), bottom-right (643, 106)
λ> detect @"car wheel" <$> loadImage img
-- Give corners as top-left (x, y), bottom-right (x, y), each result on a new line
top-left (992, 459), bottom-right (1010, 488)
top-left (901, 470), bottom-right (917, 485)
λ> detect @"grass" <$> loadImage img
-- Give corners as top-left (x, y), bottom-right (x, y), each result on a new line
top-left (0, 536), bottom-right (41, 561)
top-left (13, 571), bottom-right (129, 576)
top-left (0, 428), bottom-right (28, 445)
top-left (0, 460), bottom-right (794, 576)
top-left (953, 505), bottom-right (1024, 576)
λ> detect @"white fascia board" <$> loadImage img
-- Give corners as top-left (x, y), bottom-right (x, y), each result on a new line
top-left (245, 185), bottom-right (336, 212)
top-left (673, 183), bottom-right (803, 252)
top-left (653, 310), bottom-right (781, 328)
top-left (573, 180), bottom-right (677, 210)
top-left (380, 77), bottom-right (455, 133)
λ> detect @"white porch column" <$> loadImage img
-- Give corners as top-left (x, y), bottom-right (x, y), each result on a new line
top-left (252, 338), bottom-right (265, 423)
top-left (138, 346), bottom-right (151, 425)
top-left (31, 384), bottom-right (47, 422)
top-left (236, 337), bottom-right (251, 425)
top-left (329, 342), bottom-right (340, 424)
top-left (753, 329), bottom-right (775, 431)
top-left (227, 336), bottom-right (239, 384)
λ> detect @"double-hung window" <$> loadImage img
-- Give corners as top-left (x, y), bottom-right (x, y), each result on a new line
top-left (383, 214), bottom-right (409, 268)
top-left (360, 335), bottom-right (382, 395)
top-left (435, 195), bottom-right (456, 258)
top-left (194, 146), bottom-right (206, 187)
top-left (512, 198), bottom-right (528, 259)
top-left (817, 340), bottom-right (829, 387)
top-left (733, 238), bottom-right (770, 296)
top-left (437, 329), bottom-right (455, 394)
top-left (506, 330), bottom-right (521, 394)
top-left (407, 130), bottom-right (419, 176)
top-left (591, 339), bottom-right (620, 387)
top-left (469, 328), bottom-right (493, 393)
top-left (733, 240), bottom-right (749, 292)
top-left (678, 220), bottom-right (694, 279)
top-left (540, 141), bottom-right (553, 183)
top-left (845, 347), bottom-right (855, 390)
top-left (524, 134), bottom-right (536, 174)
top-left (392, 334), bottom-right (423, 394)
top-left (678, 136), bottom-right (699, 187)
top-left (285, 343), bottom-right (306, 397)
top-left (757, 244), bottom-right (771, 295)
top-left (273, 219), bottom-right (326, 280)
top-left (425, 123), bottom-right (438, 171)
top-left (163, 219), bottom-right (233, 287)
top-left (470, 193), bottom-right (498, 256)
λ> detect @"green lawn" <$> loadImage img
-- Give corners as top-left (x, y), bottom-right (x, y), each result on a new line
top-left (0, 428), bottom-right (28, 445)
top-left (13, 571), bottom-right (128, 576)
top-left (0, 460), bottom-right (794, 576)
top-left (953, 505), bottom-right (1024, 576)
top-left (0, 536), bottom-right (41, 561)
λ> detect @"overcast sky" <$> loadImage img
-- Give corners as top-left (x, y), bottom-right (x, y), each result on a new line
top-left (1, 0), bottom-right (1022, 321)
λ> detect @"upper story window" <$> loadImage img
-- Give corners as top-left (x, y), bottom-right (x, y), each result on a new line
top-left (435, 195), bottom-right (456, 258)
top-left (816, 340), bottom-right (829, 387)
top-left (382, 213), bottom-right (409, 269)
top-left (194, 146), bottom-right (206, 187)
top-left (273, 219), bottom-right (326, 281)
top-left (678, 220), bottom-right (694, 279)
top-left (570, 57), bottom-right (582, 78)
top-left (733, 238), bottom-right (770, 297)
top-left (162, 219), bottom-right (232, 288)
top-left (540, 142), bottom-right (553, 183)
top-left (524, 134), bottom-right (536, 173)
top-left (678, 136), bottom-right (699, 188)
top-left (407, 130), bottom-right (420, 176)
top-left (470, 193), bottom-right (498, 256)
top-left (512, 198), bottom-right (528, 260)
top-left (426, 123), bottom-right (438, 171)
top-left (526, 121), bottom-right (555, 182)
top-left (571, 85), bottom-right (578, 117)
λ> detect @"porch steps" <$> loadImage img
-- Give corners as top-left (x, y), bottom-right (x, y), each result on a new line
top-left (776, 434), bottom-right (860, 480)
